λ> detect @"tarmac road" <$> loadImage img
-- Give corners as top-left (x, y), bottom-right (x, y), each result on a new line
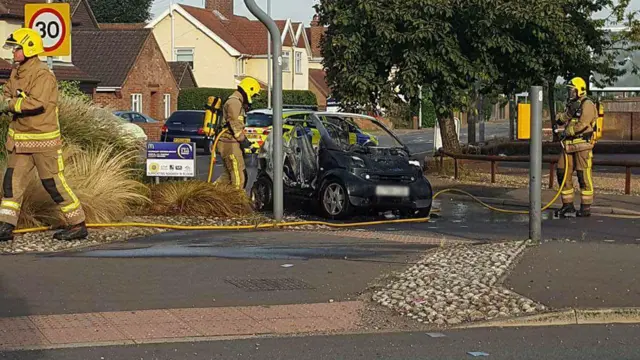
top-left (4, 324), bottom-right (640, 359)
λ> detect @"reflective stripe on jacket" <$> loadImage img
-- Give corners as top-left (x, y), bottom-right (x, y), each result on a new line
top-left (3, 57), bottom-right (62, 153)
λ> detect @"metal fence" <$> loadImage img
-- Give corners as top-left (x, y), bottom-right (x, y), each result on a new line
top-left (436, 150), bottom-right (640, 195)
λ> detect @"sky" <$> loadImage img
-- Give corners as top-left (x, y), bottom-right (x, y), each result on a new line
top-left (150, 0), bottom-right (640, 25)
top-left (150, 0), bottom-right (320, 25)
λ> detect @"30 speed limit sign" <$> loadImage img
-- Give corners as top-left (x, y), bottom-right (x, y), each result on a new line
top-left (24, 3), bottom-right (71, 57)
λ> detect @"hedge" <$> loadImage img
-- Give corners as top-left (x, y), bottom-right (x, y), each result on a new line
top-left (178, 87), bottom-right (318, 110)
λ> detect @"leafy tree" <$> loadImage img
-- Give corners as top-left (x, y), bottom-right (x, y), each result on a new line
top-left (316, 0), bottom-right (640, 152)
top-left (88, 0), bottom-right (154, 23)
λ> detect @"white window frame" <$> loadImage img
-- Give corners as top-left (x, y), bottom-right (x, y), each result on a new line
top-left (295, 51), bottom-right (303, 74)
top-left (164, 94), bottom-right (171, 119)
top-left (175, 48), bottom-right (195, 69)
top-left (131, 93), bottom-right (142, 112)
top-left (282, 50), bottom-right (291, 72)
top-left (236, 57), bottom-right (245, 76)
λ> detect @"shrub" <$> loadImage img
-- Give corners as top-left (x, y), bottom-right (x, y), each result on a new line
top-left (147, 181), bottom-right (253, 218)
top-left (2, 146), bottom-right (149, 228)
top-left (178, 87), bottom-right (318, 111)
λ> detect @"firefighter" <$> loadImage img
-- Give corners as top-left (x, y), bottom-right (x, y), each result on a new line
top-left (214, 77), bottom-right (261, 189)
top-left (554, 76), bottom-right (598, 218)
top-left (0, 28), bottom-right (88, 241)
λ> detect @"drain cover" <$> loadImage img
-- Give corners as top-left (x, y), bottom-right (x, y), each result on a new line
top-left (225, 278), bottom-right (315, 291)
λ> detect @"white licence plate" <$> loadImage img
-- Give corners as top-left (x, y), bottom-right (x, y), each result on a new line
top-left (376, 185), bottom-right (410, 197)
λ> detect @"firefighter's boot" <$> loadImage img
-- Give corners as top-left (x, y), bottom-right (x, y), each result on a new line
top-left (576, 204), bottom-right (591, 217)
top-left (554, 203), bottom-right (577, 218)
top-left (53, 222), bottom-right (88, 241)
top-left (0, 222), bottom-right (15, 242)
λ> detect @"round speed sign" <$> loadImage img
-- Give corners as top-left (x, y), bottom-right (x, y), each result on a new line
top-left (28, 8), bottom-right (67, 52)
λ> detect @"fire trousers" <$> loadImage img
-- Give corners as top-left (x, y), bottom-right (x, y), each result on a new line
top-left (215, 140), bottom-right (246, 190)
top-left (557, 149), bottom-right (594, 206)
top-left (0, 149), bottom-right (86, 226)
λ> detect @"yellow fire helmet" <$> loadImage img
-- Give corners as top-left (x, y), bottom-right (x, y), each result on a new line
top-left (568, 77), bottom-right (587, 99)
top-left (3, 28), bottom-right (45, 58)
top-left (238, 77), bottom-right (261, 104)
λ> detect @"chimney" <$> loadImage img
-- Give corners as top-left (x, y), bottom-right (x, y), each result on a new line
top-left (310, 14), bottom-right (320, 27)
top-left (205, 0), bottom-right (233, 18)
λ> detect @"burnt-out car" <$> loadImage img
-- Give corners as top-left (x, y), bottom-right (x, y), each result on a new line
top-left (250, 112), bottom-right (433, 219)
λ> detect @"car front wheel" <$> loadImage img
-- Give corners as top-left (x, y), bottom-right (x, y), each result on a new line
top-left (318, 179), bottom-right (352, 219)
top-left (250, 175), bottom-right (273, 212)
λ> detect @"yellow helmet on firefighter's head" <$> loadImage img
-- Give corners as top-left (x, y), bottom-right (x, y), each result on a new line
top-left (567, 77), bottom-right (587, 100)
top-left (238, 77), bottom-right (261, 104)
top-left (3, 28), bottom-right (44, 58)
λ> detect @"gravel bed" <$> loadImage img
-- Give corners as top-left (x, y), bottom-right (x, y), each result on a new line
top-left (0, 214), bottom-right (333, 254)
top-left (372, 240), bottom-right (547, 326)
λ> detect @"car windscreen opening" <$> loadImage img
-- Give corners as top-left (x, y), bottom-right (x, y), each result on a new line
top-left (247, 113), bottom-right (273, 127)
top-left (168, 112), bottom-right (205, 124)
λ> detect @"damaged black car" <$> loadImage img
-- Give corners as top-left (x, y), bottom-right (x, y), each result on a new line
top-left (250, 112), bottom-right (433, 219)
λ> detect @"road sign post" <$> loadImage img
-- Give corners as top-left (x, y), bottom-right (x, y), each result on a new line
top-left (25, 2), bottom-right (71, 69)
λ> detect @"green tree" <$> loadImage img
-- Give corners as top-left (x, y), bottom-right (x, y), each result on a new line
top-left (315, 0), bottom-right (639, 152)
top-left (88, 0), bottom-right (153, 23)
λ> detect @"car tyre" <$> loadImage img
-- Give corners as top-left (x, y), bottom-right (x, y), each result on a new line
top-left (204, 139), bottom-right (214, 155)
top-left (251, 175), bottom-right (273, 212)
top-left (318, 178), bottom-right (352, 220)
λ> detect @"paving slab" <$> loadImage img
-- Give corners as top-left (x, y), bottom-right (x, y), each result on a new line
top-left (505, 242), bottom-right (640, 309)
top-left (0, 302), bottom-right (363, 351)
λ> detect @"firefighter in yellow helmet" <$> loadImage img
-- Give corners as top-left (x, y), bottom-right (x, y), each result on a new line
top-left (0, 28), bottom-right (88, 241)
top-left (214, 77), bottom-right (261, 189)
top-left (554, 76), bottom-right (598, 218)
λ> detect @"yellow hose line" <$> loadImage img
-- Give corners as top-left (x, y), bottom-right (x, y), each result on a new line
top-left (207, 128), bottom-right (229, 183)
top-left (14, 217), bottom-right (431, 234)
top-left (11, 150), bottom-right (639, 236)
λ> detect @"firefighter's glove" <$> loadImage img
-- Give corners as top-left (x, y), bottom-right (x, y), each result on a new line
top-left (240, 137), bottom-right (252, 151)
top-left (0, 95), bottom-right (10, 114)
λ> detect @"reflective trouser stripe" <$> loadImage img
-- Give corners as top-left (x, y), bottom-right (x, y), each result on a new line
top-left (229, 154), bottom-right (240, 189)
top-left (1, 200), bottom-right (20, 210)
top-left (56, 149), bottom-right (81, 213)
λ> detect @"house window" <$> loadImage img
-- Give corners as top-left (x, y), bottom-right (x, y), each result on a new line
top-left (131, 93), bottom-right (142, 112)
top-left (175, 48), bottom-right (194, 69)
top-left (236, 58), bottom-right (245, 75)
top-left (295, 51), bottom-right (303, 74)
top-left (164, 94), bottom-right (171, 119)
top-left (282, 50), bottom-right (290, 72)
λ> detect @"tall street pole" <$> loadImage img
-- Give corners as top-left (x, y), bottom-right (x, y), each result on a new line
top-left (267, 0), bottom-right (272, 109)
top-left (529, 86), bottom-right (543, 243)
top-left (244, 0), bottom-right (283, 221)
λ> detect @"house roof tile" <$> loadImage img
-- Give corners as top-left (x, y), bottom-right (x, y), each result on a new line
top-left (72, 29), bottom-right (151, 87)
top-left (0, 58), bottom-right (12, 71)
top-left (180, 5), bottom-right (298, 56)
top-left (99, 23), bottom-right (147, 30)
top-left (309, 69), bottom-right (330, 96)
top-left (306, 26), bottom-right (325, 58)
top-left (53, 64), bottom-right (100, 83)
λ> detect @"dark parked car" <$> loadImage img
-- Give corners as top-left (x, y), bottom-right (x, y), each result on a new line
top-left (114, 111), bottom-right (159, 123)
top-left (161, 110), bottom-right (214, 154)
top-left (250, 112), bottom-right (433, 219)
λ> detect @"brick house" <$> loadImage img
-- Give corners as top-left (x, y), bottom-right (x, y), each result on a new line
top-left (0, 0), bottom-right (100, 92)
top-left (71, 29), bottom-right (179, 140)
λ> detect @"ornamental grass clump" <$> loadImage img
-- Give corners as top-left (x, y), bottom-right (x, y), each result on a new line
top-left (147, 181), bottom-right (253, 218)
